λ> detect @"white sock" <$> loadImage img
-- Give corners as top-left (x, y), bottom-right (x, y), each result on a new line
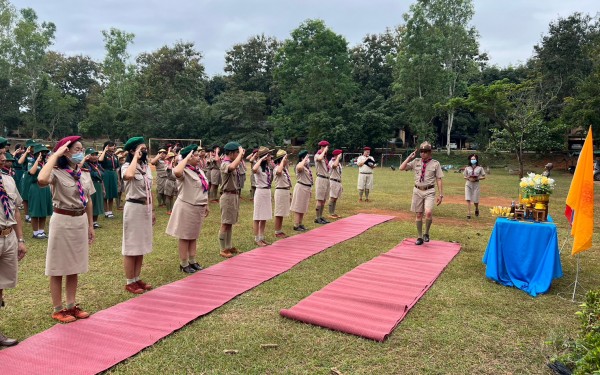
top-left (126, 278), bottom-right (136, 284)
top-left (33, 230), bottom-right (40, 235)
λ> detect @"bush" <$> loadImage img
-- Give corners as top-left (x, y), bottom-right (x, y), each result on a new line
top-left (548, 289), bottom-right (600, 374)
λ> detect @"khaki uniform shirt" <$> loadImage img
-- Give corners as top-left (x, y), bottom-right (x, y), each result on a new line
top-left (274, 166), bottom-right (292, 189)
top-left (357, 155), bottom-right (375, 174)
top-left (329, 160), bottom-right (342, 181)
top-left (176, 168), bottom-right (209, 205)
top-left (220, 159), bottom-right (240, 192)
top-left (155, 159), bottom-right (168, 178)
top-left (406, 158), bottom-right (444, 186)
top-left (315, 155), bottom-right (329, 178)
top-left (295, 164), bottom-right (313, 186)
top-left (0, 173), bottom-right (22, 227)
top-left (121, 162), bottom-right (153, 200)
top-left (254, 167), bottom-right (272, 189)
top-left (49, 168), bottom-right (95, 210)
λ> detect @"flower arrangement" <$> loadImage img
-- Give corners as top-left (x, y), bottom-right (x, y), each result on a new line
top-left (519, 173), bottom-right (555, 197)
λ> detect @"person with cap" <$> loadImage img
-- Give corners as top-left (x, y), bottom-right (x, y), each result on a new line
top-left (273, 149), bottom-right (291, 238)
top-left (12, 143), bottom-right (25, 197)
top-left (115, 148), bottom-right (126, 210)
top-left (208, 146), bottom-right (221, 203)
top-left (218, 142), bottom-right (245, 258)
top-left (28, 144), bottom-right (53, 239)
top-left (83, 147), bottom-right (105, 228)
top-left (246, 149), bottom-right (259, 199)
top-left (2, 152), bottom-right (15, 177)
top-left (150, 148), bottom-right (169, 207)
top-left (0, 151), bottom-right (27, 346)
top-left (198, 146), bottom-right (209, 185)
top-left (120, 137), bottom-right (155, 294)
top-left (18, 140), bottom-right (37, 223)
top-left (37, 136), bottom-right (95, 323)
top-left (0, 137), bottom-right (8, 155)
top-left (166, 144), bottom-right (209, 273)
top-left (290, 150), bottom-right (313, 232)
top-left (463, 153), bottom-right (485, 219)
top-left (400, 141), bottom-right (444, 245)
top-left (99, 141), bottom-right (120, 219)
top-left (357, 147), bottom-right (376, 202)
top-left (252, 146), bottom-right (273, 246)
top-left (328, 149), bottom-right (344, 219)
top-left (542, 162), bottom-right (553, 177)
top-left (314, 140), bottom-right (331, 224)
top-left (163, 152), bottom-right (178, 215)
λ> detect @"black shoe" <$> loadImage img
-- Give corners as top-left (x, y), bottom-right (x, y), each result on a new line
top-left (189, 262), bottom-right (203, 271)
top-left (320, 217), bottom-right (331, 224)
top-left (423, 234), bottom-right (430, 243)
top-left (0, 299), bottom-right (4, 308)
top-left (180, 265), bottom-right (196, 274)
top-left (475, 209), bottom-right (479, 217)
top-left (314, 218), bottom-right (321, 224)
top-left (415, 238), bottom-right (424, 245)
top-left (299, 224), bottom-right (307, 231)
top-left (93, 223), bottom-right (101, 229)
top-left (293, 225), bottom-right (304, 232)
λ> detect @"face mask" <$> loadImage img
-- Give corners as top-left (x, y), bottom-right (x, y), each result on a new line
top-left (70, 152), bottom-right (84, 164)
top-left (140, 151), bottom-right (148, 163)
top-left (470, 159), bottom-right (477, 165)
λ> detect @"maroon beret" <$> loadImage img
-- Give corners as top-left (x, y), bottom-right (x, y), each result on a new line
top-left (318, 140), bottom-right (330, 147)
top-left (54, 136), bottom-right (82, 152)
top-left (332, 149), bottom-right (343, 156)
top-left (363, 146), bottom-right (371, 151)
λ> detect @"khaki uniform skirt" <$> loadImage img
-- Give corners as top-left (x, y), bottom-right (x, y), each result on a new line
top-left (291, 184), bottom-right (311, 214)
top-left (329, 180), bottom-right (343, 199)
top-left (465, 181), bottom-right (481, 203)
top-left (274, 188), bottom-right (291, 217)
top-left (253, 188), bottom-right (272, 220)
top-left (315, 176), bottom-right (330, 201)
top-left (122, 201), bottom-right (153, 256)
top-left (220, 192), bottom-right (239, 224)
top-left (166, 199), bottom-right (207, 240)
top-left (45, 213), bottom-right (89, 276)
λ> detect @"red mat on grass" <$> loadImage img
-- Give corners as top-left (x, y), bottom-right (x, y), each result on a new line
top-left (280, 238), bottom-right (461, 341)
top-left (0, 213), bottom-right (392, 375)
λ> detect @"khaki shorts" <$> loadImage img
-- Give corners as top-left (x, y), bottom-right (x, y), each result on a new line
top-left (0, 232), bottom-right (18, 289)
top-left (410, 188), bottom-right (435, 213)
top-left (315, 176), bottom-right (330, 201)
top-left (220, 192), bottom-right (240, 224)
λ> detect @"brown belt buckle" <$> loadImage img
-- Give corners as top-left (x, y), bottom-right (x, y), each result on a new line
top-left (0, 227), bottom-right (12, 237)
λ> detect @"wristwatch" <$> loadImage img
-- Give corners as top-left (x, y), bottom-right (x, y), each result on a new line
top-left (18, 238), bottom-right (25, 243)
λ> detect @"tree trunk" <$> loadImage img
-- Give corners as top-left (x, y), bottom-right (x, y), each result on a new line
top-left (446, 109), bottom-right (454, 156)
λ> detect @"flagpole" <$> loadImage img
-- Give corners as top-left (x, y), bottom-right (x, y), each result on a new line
top-left (571, 255), bottom-right (580, 302)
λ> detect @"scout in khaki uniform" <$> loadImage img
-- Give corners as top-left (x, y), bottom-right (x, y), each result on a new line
top-left (273, 150), bottom-right (291, 238)
top-left (83, 148), bottom-right (105, 228)
top-left (150, 148), bottom-right (168, 207)
top-left (163, 152), bottom-right (178, 215)
top-left (400, 141), bottom-right (444, 245)
top-left (218, 142), bottom-right (245, 258)
top-left (246, 149), bottom-right (258, 199)
top-left (38, 136), bottom-right (95, 323)
top-left (99, 141), bottom-right (120, 218)
top-left (328, 149), bottom-right (343, 219)
top-left (314, 140), bottom-right (331, 224)
top-left (166, 144), bottom-right (209, 274)
top-left (121, 137), bottom-right (155, 294)
top-left (208, 146), bottom-right (221, 203)
top-left (290, 150), bottom-right (313, 232)
top-left (464, 154), bottom-right (486, 219)
top-left (252, 146), bottom-right (273, 246)
top-left (357, 146), bottom-right (375, 202)
top-left (0, 152), bottom-right (27, 346)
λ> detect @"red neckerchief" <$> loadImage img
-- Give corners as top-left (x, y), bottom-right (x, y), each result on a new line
top-left (420, 158), bottom-right (431, 183)
top-left (185, 165), bottom-right (209, 192)
top-left (63, 167), bottom-right (87, 207)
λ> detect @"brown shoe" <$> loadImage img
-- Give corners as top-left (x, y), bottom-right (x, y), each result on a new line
top-left (136, 279), bottom-right (152, 290)
top-left (260, 240), bottom-right (271, 246)
top-left (68, 304), bottom-right (90, 319)
top-left (229, 247), bottom-right (239, 254)
top-left (0, 331), bottom-right (18, 346)
top-left (220, 249), bottom-right (233, 258)
top-left (255, 240), bottom-right (267, 247)
top-left (274, 232), bottom-right (288, 239)
top-left (125, 282), bottom-right (144, 294)
top-left (329, 214), bottom-right (342, 219)
top-left (51, 309), bottom-right (77, 323)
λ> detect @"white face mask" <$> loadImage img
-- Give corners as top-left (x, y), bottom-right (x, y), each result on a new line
top-left (470, 159), bottom-right (477, 165)
top-left (70, 152), bottom-right (84, 164)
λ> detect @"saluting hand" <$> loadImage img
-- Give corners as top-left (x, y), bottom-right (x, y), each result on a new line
top-left (54, 141), bottom-right (72, 158)
top-left (134, 144), bottom-right (144, 159)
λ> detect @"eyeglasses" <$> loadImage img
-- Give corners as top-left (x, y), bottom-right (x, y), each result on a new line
top-left (419, 149), bottom-right (431, 153)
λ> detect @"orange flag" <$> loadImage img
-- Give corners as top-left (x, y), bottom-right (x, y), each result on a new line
top-left (565, 126), bottom-right (594, 255)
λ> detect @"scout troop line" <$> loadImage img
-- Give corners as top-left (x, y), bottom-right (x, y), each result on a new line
top-left (0, 137), bottom-right (445, 346)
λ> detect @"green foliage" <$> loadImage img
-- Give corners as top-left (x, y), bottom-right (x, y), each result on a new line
top-left (549, 289), bottom-right (600, 374)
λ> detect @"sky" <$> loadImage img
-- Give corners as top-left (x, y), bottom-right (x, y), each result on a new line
top-left (9, 0), bottom-right (600, 76)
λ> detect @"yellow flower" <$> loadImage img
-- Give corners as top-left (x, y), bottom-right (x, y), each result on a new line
top-left (528, 181), bottom-right (535, 187)
top-left (541, 176), bottom-right (549, 185)
top-left (519, 181), bottom-right (528, 188)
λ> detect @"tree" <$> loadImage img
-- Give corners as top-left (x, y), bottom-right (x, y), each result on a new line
top-left (395, 0), bottom-right (483, 153)
top-left (224, 34), bottom-right (280, 93)
top-left (101, 28), bottom-right (135, 109)
top-left (272, 19), bottom-right (357, 147)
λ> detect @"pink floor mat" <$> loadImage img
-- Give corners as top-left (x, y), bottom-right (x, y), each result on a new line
top-left (280, 238), bottom-right (461, 341)
top-left (0, 213), bottom-right (392, 374)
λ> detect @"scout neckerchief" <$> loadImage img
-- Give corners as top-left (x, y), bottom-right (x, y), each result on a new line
top-left (264, 165), bottom-right (272, 188)
top-left (283, 166), bottom-right (291, 187)
top-left (185, 165), bottom-right (209, 192)
top-left (0, 173), bottom-right (12, 219)
top-left (419, 158), bottom-right (431, 183)
top-left (2, 167), bottom-right (14, 177)
top-left (88, 161), bottom-right (103, 180)
top-left (469, 165), bottom-right (478, 177)
top-left (64, 167), bottom-right (88, 208)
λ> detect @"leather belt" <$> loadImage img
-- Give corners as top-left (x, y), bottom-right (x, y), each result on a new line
top-left (222, 190), bottom-right (238, 194)
top-left (276, 187), bottom-right (290, 190)
top-left (317, 174), bottom-right (329, 179)
top-left (414, 184), bottom-right (435, 191)
top-left (127, 198), bottom-right (149, 205)
top-left (0, 227), bottom-right (13, 237)
top-left (53, 207), bottom-right (86, 216)
top-left (298, 182), bottom-right (312, 187)
top-left (330, 178), bottom-right (341, 183)
top-left (257, 187), bottom-right (271, 189)
top-left (360, 172), bottom-right (372, 174)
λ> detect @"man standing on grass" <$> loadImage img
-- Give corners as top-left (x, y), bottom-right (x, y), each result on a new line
top-left (357, 146), bottom-right (375, 202)
top-left (218, 142), bottom-right (245, 258)
top-left (314, 140), bottom-right (330, 224)
top-left (0, 152), bottom-right (27, 346)
top-left (400, 141), bottom-right (444, 245)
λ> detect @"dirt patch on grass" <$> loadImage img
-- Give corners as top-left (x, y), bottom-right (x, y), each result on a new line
top-left (441, 195), bottom-right (513, 206)
top-left (359, 206), bottom-right (490, 228)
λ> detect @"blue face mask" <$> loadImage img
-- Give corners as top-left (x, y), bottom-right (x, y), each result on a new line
top-left (70, 152), bottom-right (84, 164)
top-left (470, 159), bottom-right (477, 165)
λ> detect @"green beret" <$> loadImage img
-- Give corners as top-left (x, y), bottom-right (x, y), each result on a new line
top-left (0, 137), bottom-right (8, 148)
top-left (298, 150), bottom-right (308, 160)
top-left (5, 152), bottom-right (14, 161)
top-left (25, 139), bottom-right (37, 147)
top-left (224, 142), bottom-right (241, 152)
top-left (33, 144), bottom-right (49, 154)
top-left (85, 147), bottom-right (98, 156)
top-left (123, 136), bottom-right (145, 151)
top-left (180, 144), bottom-right (198, 158)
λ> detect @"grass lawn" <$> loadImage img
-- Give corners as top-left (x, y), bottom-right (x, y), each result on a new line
top-left (1, 161), bottom-right (598, 374)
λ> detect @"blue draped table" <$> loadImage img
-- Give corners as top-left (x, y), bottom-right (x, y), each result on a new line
top-left (482, 217), bottom-right (563, 297)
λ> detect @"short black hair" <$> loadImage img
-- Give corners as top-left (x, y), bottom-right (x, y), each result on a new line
top-left (103, 141), bottom-right (116, 148)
